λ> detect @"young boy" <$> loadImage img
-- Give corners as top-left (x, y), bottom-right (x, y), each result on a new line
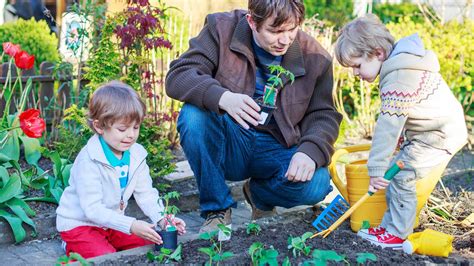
top-left (334, 15), bottom-right (467, 249)
top-left (56, 81), bottom-right (186, 258)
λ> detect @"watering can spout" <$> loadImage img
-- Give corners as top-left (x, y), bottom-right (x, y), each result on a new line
top-left (329, 144), bottom-right (371, 201)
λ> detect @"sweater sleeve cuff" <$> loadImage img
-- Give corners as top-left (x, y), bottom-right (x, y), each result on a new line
top-left (203, 84), bottom-right (228, 114)
top-left (297, 142), bottom-right (325, 168)
top-left (111, 215), bottom-right (136, 234)
top-left (368, 167), bottom-right (388, 178)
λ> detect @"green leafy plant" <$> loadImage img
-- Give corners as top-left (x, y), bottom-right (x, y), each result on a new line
top-left (262, 65), bottom-right (295, 106)
top-left (282, 256), bottom-right (291, 266)
top-left (146, 245), bottom-right (182, 263)
top-left (138, 118), bottom-right (175, 179)
top-left (56, 252), bottom-right (89, 266)
top-left (287, 232), bottom-right (313, 257)
top-left (248, 242), bottom-right (279, 266)
top-left (198, 224), bottom-right (234, 266)
top-left (159, 191), bottom-right (180, 230)
top-left (361, 220), bottom-right (370, 229)
top-left (303, 0), bottom-right (353, 28)
top-left (302, 249), bottom-right (347, 265)
top-left (356, 252), bottom-right (377, 264)
top-left (246, 222), bottom-right (262, 236)
top-left (373, 3), bottom-right (433, 24)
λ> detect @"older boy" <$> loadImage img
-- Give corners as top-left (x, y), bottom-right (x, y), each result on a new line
top-left (335, 15), bottom-right (467, 248)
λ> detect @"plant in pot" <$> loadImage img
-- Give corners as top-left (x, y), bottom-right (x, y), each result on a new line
top-left (256, 65), bottom-right (295, 125)
top-left (155, 191), bottom-right (180, 251)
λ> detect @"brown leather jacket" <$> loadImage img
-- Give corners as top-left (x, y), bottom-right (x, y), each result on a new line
top-left (166, 10), bottom-right (342, 167)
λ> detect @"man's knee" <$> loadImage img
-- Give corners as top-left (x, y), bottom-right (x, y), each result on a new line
top-left (177, 104), bottom-right (212, 137)
top-left (305, 167), bottom-right (332, 204)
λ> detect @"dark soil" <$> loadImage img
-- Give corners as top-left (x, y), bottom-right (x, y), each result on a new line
top-left (97, 211), bottom-right (472, 265)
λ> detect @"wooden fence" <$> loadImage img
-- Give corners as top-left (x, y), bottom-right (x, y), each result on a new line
top-left (0, 62), bottom-right (72, 124)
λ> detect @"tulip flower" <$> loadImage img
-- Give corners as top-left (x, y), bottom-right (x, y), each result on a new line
top-left (2, 42), bottom-right (21, 57)
top-left (19, 109), bottom-right (46, 138)
top-left (14, 51), bottom-right (35, 70)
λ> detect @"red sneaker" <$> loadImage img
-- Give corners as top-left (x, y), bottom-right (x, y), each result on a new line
top-left (359, 231), bottom-right (404, 249)
top-left (358, 226), bottom-right (386, 236)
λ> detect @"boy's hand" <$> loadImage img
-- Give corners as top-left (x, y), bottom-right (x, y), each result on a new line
top-left (158, 217), bottom-right (187, 235)
top-left (131, 220), bottom-right (162, 244)
top-left (369, 176), bottom-right (390, 193)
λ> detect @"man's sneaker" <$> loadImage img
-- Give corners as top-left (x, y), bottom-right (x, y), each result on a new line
top-left (358, 226), bottom-right (386, 237)
top-left (358, 231), bottom-right (404, 249)
top-left (243, 180), bottom-right (276, 220)
top-left (199, 208), bottom-right (232, 234)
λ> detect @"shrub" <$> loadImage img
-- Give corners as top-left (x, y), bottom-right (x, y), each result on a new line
top-left (303, 0), bottom-right (353, 28)
top-left (0, 19), bottom-right (59, 67)
top-left (372, 3), bottom-right (431, 24)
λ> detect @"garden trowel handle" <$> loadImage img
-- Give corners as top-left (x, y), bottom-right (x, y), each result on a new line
top-left (368, 160), bottom-right (404, 196)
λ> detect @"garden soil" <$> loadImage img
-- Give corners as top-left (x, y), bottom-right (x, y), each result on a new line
top-left (96, 149), bottom-right (473, 265)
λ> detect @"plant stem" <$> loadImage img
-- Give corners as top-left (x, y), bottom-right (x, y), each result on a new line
top-left (24, 197), bottom-right (58, 204)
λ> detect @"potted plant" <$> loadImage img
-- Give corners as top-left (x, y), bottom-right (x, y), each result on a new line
top-left (155, 191), bottom-right (180, 251)
top-left (256, 65), bottom-right (295, 125)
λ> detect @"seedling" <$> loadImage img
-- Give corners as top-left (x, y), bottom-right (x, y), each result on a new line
top-left (159, 191), bottom-right (180, 230)
top-left (147, 245), bottom-right (182, 263)
top-left (198, 224), bottom-right (234, 266)
top-left (302, 249), bottom-right (348, 265)
top-left (287, 232), bottom-right (313, 257)
top-left (56, 252), bottom-right (89, 266)
top-left (246, 222), bottom-right (262, 236)
top-left (356, 252), bottom-right (377, 264)
top-left (361, 220), bottom-right (370, 229)
top-left (248, 242), bottom-right (279, 266)
top-left (262, 65), bottom-right (295, 106)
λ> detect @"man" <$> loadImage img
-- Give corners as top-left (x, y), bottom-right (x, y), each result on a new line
top-left (166, 0), bottom-right (342, 234)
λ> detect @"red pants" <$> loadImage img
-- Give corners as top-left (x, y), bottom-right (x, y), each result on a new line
top-left (60, 226), bottom-right (153, 258)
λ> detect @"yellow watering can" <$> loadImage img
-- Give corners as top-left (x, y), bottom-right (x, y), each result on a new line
top-left (329, 143), bottom-right (454, 232)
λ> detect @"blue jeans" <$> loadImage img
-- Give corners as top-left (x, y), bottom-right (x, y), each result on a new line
top-left (177, 104), bottom-right (333, 216)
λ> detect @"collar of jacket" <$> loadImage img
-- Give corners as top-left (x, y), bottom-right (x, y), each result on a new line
top-left (86, 134), bottom-right (147, 171)
top-left (229, 14), bottom-right (306, 84)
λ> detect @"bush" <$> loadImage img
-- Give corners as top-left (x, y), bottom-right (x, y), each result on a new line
top-left (372, 3), bottom-right (431, 24)
top-left (303, 0), bottom-right (353, 28)
top-left (0, 19), bottom-right (59, 67)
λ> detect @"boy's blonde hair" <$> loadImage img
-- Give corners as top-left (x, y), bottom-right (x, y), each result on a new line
top-left (88, 81), bottom-right (146, 133)
top-left (335, 14), bottom-right (395, 67)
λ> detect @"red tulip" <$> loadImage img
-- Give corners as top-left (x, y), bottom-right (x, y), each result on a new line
top-left (14, 51), bottom-right (35, 69)
top-left (2, 42), bottom-right (21, 57)
top-left (19, 109), bottom-right (46, 138)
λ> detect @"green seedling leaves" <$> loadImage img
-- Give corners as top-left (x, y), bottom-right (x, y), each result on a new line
top-left (356, 252), bottom-right (377, 264)
top-left (361, 220), bottom-right (370, 229)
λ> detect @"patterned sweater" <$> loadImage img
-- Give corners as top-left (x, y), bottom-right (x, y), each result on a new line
top-left (367, 34), bottom-right (468, 177)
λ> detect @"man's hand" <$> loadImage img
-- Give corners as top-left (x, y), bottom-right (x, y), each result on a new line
top-left (219, 91), bottom-right (261, 129)
top-left (285, 152), bottom-right (316, 182)
top-left (131, 220), bottom-right (162, 244)
top-left (368, 176), bottom-right (390, 193)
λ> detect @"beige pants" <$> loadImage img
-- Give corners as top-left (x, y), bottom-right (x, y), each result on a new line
top-left (380, 140), bottom-right (452, 239)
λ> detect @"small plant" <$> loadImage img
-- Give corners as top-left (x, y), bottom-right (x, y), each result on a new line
top-left (198, 224), bottom-right (234, 266)
top-left (302, 249), bottom-right (347, 265)
top-left (361, 220), bottom-right (370, 229)
top-left (147, 245), bottom-right (182, 263)
top-left (56, 252), bottom-right (89, 265)
top-left (262, 65), bottom-right (295, 106)
top-left (246, 222), bottom-right (262, 236)
top-left (159, 191), bottom-right (180, 230)
top-left (287, 232), bottom-right (313, 257)
top-left (248, 242), bottom-right (279, 266)
top-left (356, 252), bottom-right (377, 264)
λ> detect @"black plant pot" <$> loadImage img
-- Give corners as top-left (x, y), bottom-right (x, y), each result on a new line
top-left (155, 229), bottom-right (178, 251)
top-left (257, 102), bottom-right (277, 126)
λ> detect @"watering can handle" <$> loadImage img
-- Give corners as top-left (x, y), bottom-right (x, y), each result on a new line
top-left (329, 144), bottom-right (372, 201)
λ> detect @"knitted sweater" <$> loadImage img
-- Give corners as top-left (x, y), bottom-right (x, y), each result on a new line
top-left (367, 34), bottom-right (468, 177)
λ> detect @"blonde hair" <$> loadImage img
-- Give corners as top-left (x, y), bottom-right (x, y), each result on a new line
top-left (88, 80), bottom-right (146, 133)
top-left (335, 14), bottom-right (395, 67)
